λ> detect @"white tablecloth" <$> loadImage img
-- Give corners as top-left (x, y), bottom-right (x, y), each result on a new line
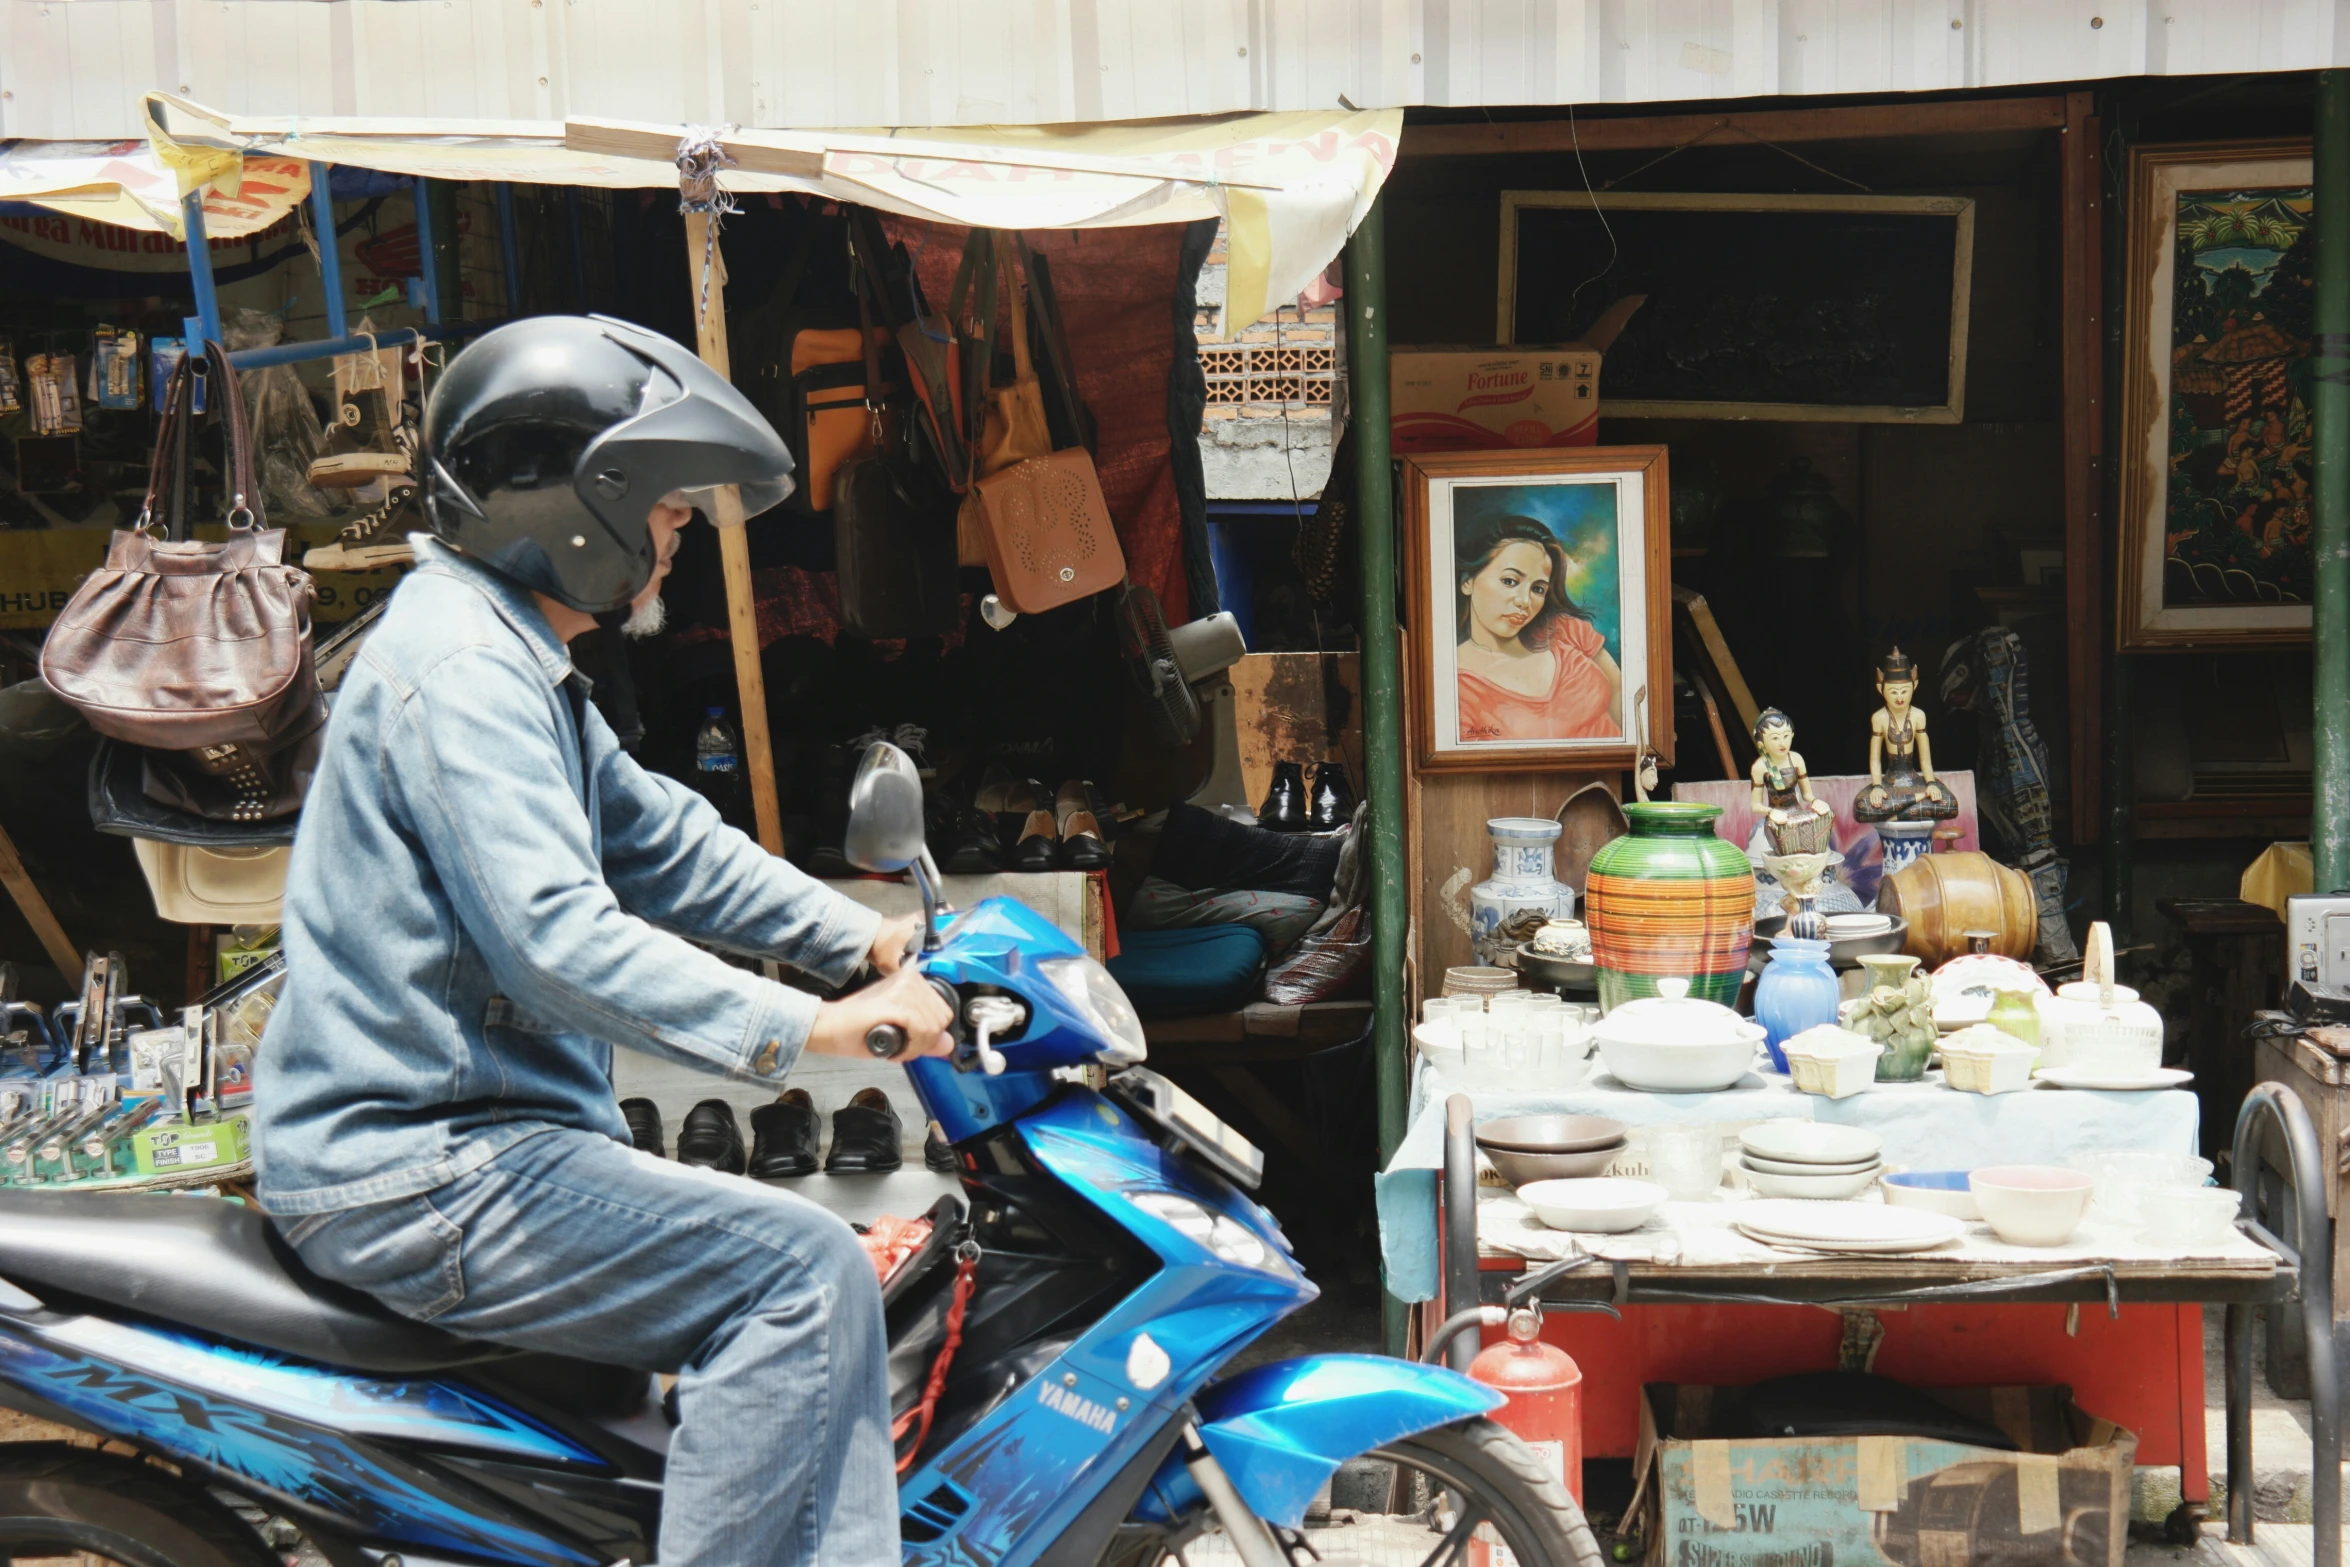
top-left (1374, 1057), bottom-right (2201, 1302)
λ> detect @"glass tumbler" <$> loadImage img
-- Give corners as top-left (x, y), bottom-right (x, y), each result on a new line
top-left (1644, 1124), bottom-right (1724, 1202)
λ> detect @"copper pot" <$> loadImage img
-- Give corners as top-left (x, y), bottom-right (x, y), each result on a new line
top-left (1876, 851), bottom-right (2036, 965)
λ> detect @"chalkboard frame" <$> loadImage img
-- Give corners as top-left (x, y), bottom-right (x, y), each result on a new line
top-left (1497, 191), bottom-right (1976, 424)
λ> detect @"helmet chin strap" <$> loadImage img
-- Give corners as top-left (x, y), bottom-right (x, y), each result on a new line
top-left (590, 607), bottom-right (645, 752)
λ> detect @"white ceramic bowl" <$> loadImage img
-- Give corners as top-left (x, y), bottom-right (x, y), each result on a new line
top-left (1517, 1177), bottom-right (1669, 1234)
top-left (1591, 996), bottom-right (1764, 1092)
top-left (1969, 1165), bottom-right (2095, 1247)
top-left (2134, 1185), bottom-right (2241, 1249)
top-left (1741, 1162), bottom-right (1882, 1200)
top-left (1738, 1122), bottom-right (1884, 1166)
top-left (1742, 1151), bottom-right (1881, 1177)
top-left (1882, 1170), bottom-right (1982, 1220)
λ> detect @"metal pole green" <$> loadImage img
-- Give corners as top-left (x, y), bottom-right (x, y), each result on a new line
top-left (1344, 196), bottom-right (1413, 1355)
top-left (2314, 71), bottom-right (2350, 892)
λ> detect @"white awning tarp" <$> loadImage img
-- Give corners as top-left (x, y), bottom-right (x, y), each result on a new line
top-left (99, 95), bottom-right (1400, 333)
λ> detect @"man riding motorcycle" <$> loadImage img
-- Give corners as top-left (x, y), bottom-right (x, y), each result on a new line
top-left (254, 314), bottom-right (954, 1567)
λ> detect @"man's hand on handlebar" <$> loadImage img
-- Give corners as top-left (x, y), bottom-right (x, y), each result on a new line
top-left (867, 913), bottom-right (922, 976)
top-left (806, 966), bottom-right (955, 1062)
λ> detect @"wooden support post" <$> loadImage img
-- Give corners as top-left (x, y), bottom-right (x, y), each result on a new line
top-left (0, 821), bottom-right (79, 980)
top-left (681, 211), bottom-right (785, 855)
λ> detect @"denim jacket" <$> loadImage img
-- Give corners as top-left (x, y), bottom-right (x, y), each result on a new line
top-left (253, 538), bottom-right (882, 1215)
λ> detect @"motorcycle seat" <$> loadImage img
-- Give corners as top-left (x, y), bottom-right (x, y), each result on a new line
top-left (0, 1187), bottom-right (510, 1375)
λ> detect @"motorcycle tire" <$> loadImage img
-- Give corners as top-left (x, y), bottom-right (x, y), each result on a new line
top-left (1102, 1416), bottom-right (1605, 1567)
top-left (0, 1442), bottom-right (279, 1567)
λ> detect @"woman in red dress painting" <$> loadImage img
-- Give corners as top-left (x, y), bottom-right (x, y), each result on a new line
top-left (1454, 514), bottom-right (1622, 743)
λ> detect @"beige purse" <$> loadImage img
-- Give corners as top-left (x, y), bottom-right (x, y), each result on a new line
top-left (131, 840), bottom-right (288, 924)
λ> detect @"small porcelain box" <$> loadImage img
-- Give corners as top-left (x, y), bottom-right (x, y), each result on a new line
top-left (1780, 1025), bottom-right (1884, 1099)
top-left (1940, 1023), bottom-right (2039, 1095)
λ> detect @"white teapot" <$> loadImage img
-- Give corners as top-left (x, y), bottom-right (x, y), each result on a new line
top-left (2036, 922), bottom-right (2163, 1073)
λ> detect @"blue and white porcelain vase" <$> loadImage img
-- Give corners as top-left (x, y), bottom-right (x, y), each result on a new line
top-left (1875, 821), bottom-right (1937, 889)
top-left (1470, 817), bottom-right (1574, 965)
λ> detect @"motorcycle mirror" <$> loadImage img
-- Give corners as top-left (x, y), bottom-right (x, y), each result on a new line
top-left (844, 743), bottom-right (926, 874)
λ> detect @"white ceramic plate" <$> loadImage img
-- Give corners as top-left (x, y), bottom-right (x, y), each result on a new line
top-left (1744, 1230), bottom-right (1967, 1255)
top-left (1733, 1198), bottom-right (1965, 1249)
top-left (1825, 915), bottom-right (1893, 936)
top-left (1741, 1165), bottom-right (1883, 1201)
top-left (2034, 1066), bottom-right (2195, 1092)
top-left (1741, 1151), bottom-right (1881, 1177)
top-left (1737, 1122), bottom-right (1884, 1166)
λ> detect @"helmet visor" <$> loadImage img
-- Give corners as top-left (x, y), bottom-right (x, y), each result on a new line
top-left (572, 340), bottom-right (796, 538)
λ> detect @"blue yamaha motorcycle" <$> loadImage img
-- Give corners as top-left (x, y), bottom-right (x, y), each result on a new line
top-left (0, 744), bottom-right (1597, 1567)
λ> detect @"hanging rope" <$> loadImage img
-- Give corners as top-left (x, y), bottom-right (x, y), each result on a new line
top-left (1599, 119), bottom-right (1874, 195)
top-left (674, 125), bottom-right (741, 328)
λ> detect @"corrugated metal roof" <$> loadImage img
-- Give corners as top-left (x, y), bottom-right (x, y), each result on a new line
top-left (1, 0), bottom-right (2338, 142)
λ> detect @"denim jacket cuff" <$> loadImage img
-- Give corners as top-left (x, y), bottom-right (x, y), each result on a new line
top-left (735, 982), bottom-right (820, 1085)
top-left (802, 896), bottom-right (886, 987)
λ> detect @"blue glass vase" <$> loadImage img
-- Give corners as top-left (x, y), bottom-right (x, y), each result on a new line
top-left (1754, 936), bottom-right (1841, 1073)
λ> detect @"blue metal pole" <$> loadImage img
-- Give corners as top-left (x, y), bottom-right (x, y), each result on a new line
top-left (411, 176), bottom-right (443, 326)
top-left (495, 181), bottom-right (524, 317)
top-left (182, 191), bottom-right (223, 347)
top-left (564, 186), bottom-right (589, 311)
top-left (308, 162), bottom-right (348, 341)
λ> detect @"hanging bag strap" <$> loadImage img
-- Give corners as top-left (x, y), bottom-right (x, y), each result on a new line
top-left (136, 354), bottom-right (195, 538)
top-left (995, 232), bottom-right (1034, 392)
top-left (952, 229), bottom-right (998, 459)
top-left (198, 340), bottom-right (263, 530)
top-left (1012, 235), bottom-right (1095, 454)
top-left (850, 228), bottom-right (890, 449)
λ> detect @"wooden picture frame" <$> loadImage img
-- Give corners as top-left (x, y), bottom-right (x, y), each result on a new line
top-left (1402, 447), bottom-right (1672, 775)
top-left (1498, 191), bottom-right (1974, 424)
top-left (2117, 140), bottom-right (2314, 649)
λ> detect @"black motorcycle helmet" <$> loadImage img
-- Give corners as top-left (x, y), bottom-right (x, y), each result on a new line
top-left (422, 315), bottom-right (795, 613)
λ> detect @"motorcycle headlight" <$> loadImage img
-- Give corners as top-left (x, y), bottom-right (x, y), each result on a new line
top-left (1037, 955), bottom-right (1147, 1065)
top-left (1127, 1191), bottom-right (1274, 1270)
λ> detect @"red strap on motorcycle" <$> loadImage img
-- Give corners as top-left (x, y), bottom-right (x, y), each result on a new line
top-left (894, 1242), bottom-right (980, 1474)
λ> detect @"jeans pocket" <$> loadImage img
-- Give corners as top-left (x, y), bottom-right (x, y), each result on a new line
top-left (286, 1194), bottom-right (467, 1323)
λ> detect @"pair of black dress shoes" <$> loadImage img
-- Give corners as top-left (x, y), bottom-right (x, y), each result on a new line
top-left (940, 773), bottom-right (1112, 874)
top-left (620, 1091), bottom-right (956, 1178)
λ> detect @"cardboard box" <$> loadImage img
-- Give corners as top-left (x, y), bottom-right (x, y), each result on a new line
top-left (1637, 1382), bottom-right (2136, 1567)
top-left (1389, 297), bottom-right (1644, 454)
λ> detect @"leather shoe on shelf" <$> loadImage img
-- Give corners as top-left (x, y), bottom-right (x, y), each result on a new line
top-left (1055, 779), bottom-right (1113, 871)
top-left (1258, 760), bottom-right (1309, 832)
top-left (1308, 761), bottom-right (1358, 831)
top-left (825, 1086), bottom-right (905, 1173)
top-left (924, 1121), bottom-right (958, 1174)
top-left (938, 798), bottom-right (1004, 875)
top-left (1002, 778), bottom-right (1059, 872)
top-left (675, 1099), bottom-right (747, 1175)
top-left (748, 1089), bottom-right (821, 1179)
top-left (619, 1097), bottom-right (665, 1159)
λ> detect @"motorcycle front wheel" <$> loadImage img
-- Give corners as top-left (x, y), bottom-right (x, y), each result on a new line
top-left (1101, 1416), bottom-right (1606, 1567)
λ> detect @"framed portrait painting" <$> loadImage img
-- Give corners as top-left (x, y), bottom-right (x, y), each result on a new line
top-left (1402, 447), bottom-right (1672, 774)
top-left (2119, 140), bottom-right (2314, 649)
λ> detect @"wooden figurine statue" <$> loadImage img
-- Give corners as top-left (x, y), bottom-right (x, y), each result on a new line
top-left (1749, 708), bottom-right (1834, 855)
top-left (1854, 647), bottom-right (1958, 824)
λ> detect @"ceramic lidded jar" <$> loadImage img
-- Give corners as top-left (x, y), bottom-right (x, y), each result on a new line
top-left (1584, 802), bottom-right (1756, 1013)
top-left (1469, 817), bottom-right (1574, 966)
top-left (1843, 953), bottom-right (1938, 1081)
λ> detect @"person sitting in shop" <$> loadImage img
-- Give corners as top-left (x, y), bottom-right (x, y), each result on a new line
top-left (253, 314), bottom-right (952, 1567)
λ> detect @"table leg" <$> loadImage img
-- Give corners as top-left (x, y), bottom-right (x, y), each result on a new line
top-left (2177, 1302), bottom-right (2211, 1505)
top-left (2226, 1301), bottom-right (2254, 1544)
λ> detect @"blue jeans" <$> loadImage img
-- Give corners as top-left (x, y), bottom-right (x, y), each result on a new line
top-left (279, 1126), bottom-right (898, 1566)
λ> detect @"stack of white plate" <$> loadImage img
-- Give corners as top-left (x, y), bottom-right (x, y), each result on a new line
top-left (1734, 1199), bottom-right (1965, 1254)
top-left (1825, 913), bottom-right (1893, 940)
top-left (1735, 1123), bottom-right (1885, 1199)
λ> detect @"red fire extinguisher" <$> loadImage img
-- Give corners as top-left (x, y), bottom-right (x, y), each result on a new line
top-left (1468, 1305), bottom-right (1584, 1504)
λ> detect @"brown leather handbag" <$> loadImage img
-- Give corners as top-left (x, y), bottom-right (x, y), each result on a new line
top-left (42, 342), bottom-right (326, 822)
top-left (958, 234), bottom-right (1125, 609)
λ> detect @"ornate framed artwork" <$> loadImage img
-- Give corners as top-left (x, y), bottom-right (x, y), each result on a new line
top-left (2119, 140), bottom-right (2313, 649)
top-left (1402, 447), bottom-right (1673, 774)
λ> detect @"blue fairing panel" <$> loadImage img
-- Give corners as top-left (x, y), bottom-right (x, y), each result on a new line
top-left (1189, 1355), bottom-right (1503, 1529)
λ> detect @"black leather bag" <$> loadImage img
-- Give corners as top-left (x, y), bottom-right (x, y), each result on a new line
top-left (88, 737), bottom-right (300, 848)
top-left (834, 452), bottom-right (960, 641)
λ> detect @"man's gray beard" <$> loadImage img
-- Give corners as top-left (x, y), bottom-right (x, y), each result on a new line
top-left (621, 593), bottom-right (666, 639)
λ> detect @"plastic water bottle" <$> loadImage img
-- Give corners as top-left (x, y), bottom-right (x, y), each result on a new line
top-left (693, 707), bottom-right (747, 825)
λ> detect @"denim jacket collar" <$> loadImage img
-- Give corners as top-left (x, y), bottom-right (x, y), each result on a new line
top-left (407, 534), bottom-right (575, 687)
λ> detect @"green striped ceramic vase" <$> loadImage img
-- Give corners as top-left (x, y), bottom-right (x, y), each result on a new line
top-left (1584, 801), bottom-right (1756, 1013)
